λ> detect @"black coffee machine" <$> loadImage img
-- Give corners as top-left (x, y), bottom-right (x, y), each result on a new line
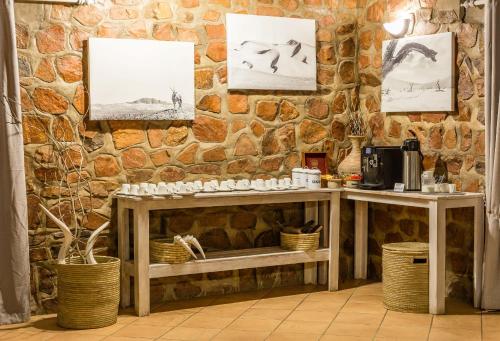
top-left (359, 146), bottom-right (403, 190)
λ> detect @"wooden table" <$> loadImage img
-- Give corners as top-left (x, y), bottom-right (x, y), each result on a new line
top-left (117, 189), bottom-right (341, 316)
top-left (341, 189), bottom-right (484, 314)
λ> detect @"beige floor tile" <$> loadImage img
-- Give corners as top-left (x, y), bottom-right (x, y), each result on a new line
top-left (348, 294), bottom-right (384, 304)
top-left (239, 308), bottom-right (291, 321)
top-left (198, 305), bottom-right (249, 318)
top-left (428, 327), bottom-right (481, 341)
top-left (58, 324), bottom-right (126, 337)
top-left (273, 320), bottom-right (330, 335)
top-left (8, 332), bottom-right (58, 341)
top-left (352, 283), bottom-right (383, 296)
top-left (103, 337), bottom-right (154, 341)
top-left (320, 335), bottom-right (373, 341)
top-left (432, 314), bottom-right (481, 330)
top-left (110, 324), bottom-right (172, 339)
top-left (381, 310), bottom-right (432, 327)
top-left (268, 332), bottom-right (321, 341)
top-left (46, 334), bottom-right (105, 341)
top-left (306, 291), bottom-right (352, 302)
top-left (341, 300), bottom-right (387, 314)
top-left (226, 317), bottom-right (281, 332)
top-left (160, 326), bottom-right (221, 340)
top-left (483, 328), bottom-right (500, 340)
top-left (286, 310), bottom-right (336, 322)
top-left (212, 329), bottom-right (269, 341)
top-left (333, 311), bottom-right (385, 326)
top-left (252, 297), bottom-right (303, 310)
top-left (129, 313), bottom-right (192, 327)
top-left (115, 314), bottom-right (139, 325)
top-left (180, 313), bottom-right (235, 329)
top-left (483, 313), bottom-right (500, 332)
top-left (324, 322), bottom-right (379, 337)
top-left (376, 325), bottom-right (430, 340)
top-left (295, 300), bottom-right (344, 312)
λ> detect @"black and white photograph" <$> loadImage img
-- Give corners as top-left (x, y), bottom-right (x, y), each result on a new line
top-left (226, 13), bottom-right (316, 91)
top-left (381, 32), bottom-right (455, 112)
top-left (88, 38), bottom-right (195, 120)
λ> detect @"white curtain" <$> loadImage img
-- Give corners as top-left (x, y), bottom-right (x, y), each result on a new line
top-left (0, 0), bottom-right (30, 324)
top-left (482, 0), bottom-right (500, 310)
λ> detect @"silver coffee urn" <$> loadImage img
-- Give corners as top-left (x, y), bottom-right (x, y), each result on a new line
top-left (401, 136), bottom-right (423, 191)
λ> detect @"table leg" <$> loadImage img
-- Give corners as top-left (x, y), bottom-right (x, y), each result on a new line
top-left (354, 201), bottom-right (368, 279)
top-left (304, 201), bottom-right (319, 285)
top-left (429, 201), bottom-right (446, 314)
top-left (134, 206), bottom-right (150, 316)
top-left (117, 201), bottom-right (130, 308)
top-left (474, 199), bottom-right (485, 308)
top-left (318, 201), bottom-right (329, 285)
top-left (329, 192), bottom-right (341, 291)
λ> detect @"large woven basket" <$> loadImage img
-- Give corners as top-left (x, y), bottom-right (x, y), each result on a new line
top-left (150, 238), bottom-right (192, 264)
top-left (56, 256), bottom-right (120, 329)
top-left (280, 232), bottom-right (320, 251)
top-left (382, 242), bottom-right (429, 313)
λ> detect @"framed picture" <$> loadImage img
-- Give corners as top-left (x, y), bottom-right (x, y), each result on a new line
top-left (381, 32), bottom-right (455, 112)
top-left (88, 38), bottom-right (195, 120)
top-left (302, 152), bottom-right (328, 175)
top-left (226, 13), bottom-right (317, 91)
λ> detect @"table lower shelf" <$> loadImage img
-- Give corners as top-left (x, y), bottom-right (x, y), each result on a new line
top-left (123, 246), bottom-right (329, 279)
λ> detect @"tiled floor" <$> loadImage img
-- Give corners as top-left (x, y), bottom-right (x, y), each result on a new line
top-left (1, 282), bottom-right (499, 340)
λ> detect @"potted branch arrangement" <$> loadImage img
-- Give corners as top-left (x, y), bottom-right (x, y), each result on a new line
top-left (21, 90), bottom-right (120, 329)
top-left (337, 95), bottom-right (367, 177)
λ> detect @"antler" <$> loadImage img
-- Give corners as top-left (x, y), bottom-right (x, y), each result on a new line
top-left (183, 235), bottom-right (206, 259)
top-left (39, 204), bottom-right (73, 264)
top-left (85, 221), bottom-right (110, 264)
top-left (174, 235), bottom-right (197, 260)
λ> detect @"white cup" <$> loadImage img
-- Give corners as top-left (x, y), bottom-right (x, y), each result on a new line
top-left (193, 180), bottom-right (203, 191)
top-left (227, 179), bottom-right (236, 189)
top-left (236, 179), bottom-right (249, 190)
top-left (185, 182), bottom-right (194, 192)
top-left (139, 182), bottom-right (148, 190)
top-left (264, 179), bottom-right (273, 189)
top-left (120, 183), bottom-right (131, 194)
top-left (449, 183), bottom-right (456, 193)
top-left (210, 180), bottom-right (219, 190)
top-left (255, 179), bottom-right (265, 190)
top-left (157, 183), bottom-right (169, 195)
top-left (220, 181), bottom-right (231, 191)
top-left (167, 183), bottom-right (176, 192)
top-left (250, 180), bottom-right (257, 189)
top-left (270, 178), bottom-right (278, 188)
top-left (278, 179), bottom-right (285, 187)
top-left (147, 183), bottom-right (157, 194)
top-left (204, 182), bottom-right (215, 192)
top-left (283, 177), bottom-right (292, 186)
top-left (130, 184), bottom-right (140, 195)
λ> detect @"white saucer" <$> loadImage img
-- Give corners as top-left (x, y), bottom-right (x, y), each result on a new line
top-left (174, 191), bottom-right (195, 196)
top-left (235, 187), bottom-right (251, 191)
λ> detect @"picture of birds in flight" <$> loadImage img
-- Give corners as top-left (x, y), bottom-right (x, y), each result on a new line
top-left (227, 14), bottom-right (317, 91)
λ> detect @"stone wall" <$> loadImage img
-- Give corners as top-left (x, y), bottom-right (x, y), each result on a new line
top-left (16, 0), bottom-right (360, 313)
top-left (15, 0), bottom-right (484, 313)
top-left (356, 0), bottom-right (484, 300)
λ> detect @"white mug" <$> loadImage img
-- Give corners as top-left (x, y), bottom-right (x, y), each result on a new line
top-left (120, 183), bottom-right (131, 194)
top-left (236, 179), bottom-right (249, 190)
top-left (227, 179), bottom-right (236, 189)
top-left (278, 178), bottom-right (285, 188)
top-left (448, 183), bottom-right (456, 193)
top-left (283, 177), bottom-right (292, 186)
top-left (270, 178), bottom-right (278, 188)
top-left (147, 183), bottom-right (157, 194)
top-left (255, 179), bottom-right (265, 189)
top-left (193, 180), bottom-right (203, 191)
top-left (185, 182), bottom-right (194, 192)
top-left (139, 182), bottom-right (148, 190)
top-left (250, 180), bottom-right (257, 189)
top-left (167, 183), bottom-right (176, 192)
top-left (157, 183), bottom-right (169, 195)
top-left (130, 184), bottom-right (140, 195)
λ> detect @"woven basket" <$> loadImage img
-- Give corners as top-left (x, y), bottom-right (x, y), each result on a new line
top-left (382, 242), bottom-right (429, 313)
top-left (56, 256), bottom-right (120, 329)
top-left (280, 232), bottom-right (320, 251)
top-left (150, 238), bottom-right (192, 264)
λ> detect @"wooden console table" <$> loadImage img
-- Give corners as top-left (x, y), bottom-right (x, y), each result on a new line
top-left (117, 189), bottom-right (341, 316)
top-left (341, 189), bottom-right (484, 314)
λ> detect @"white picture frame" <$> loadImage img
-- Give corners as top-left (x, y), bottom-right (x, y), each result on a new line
top-left (226, 13), bottom-right (317, 91)
top-left (88, 38), bottom-right (195, 120)
top-left (381, 32), bottom-right (455, 113)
